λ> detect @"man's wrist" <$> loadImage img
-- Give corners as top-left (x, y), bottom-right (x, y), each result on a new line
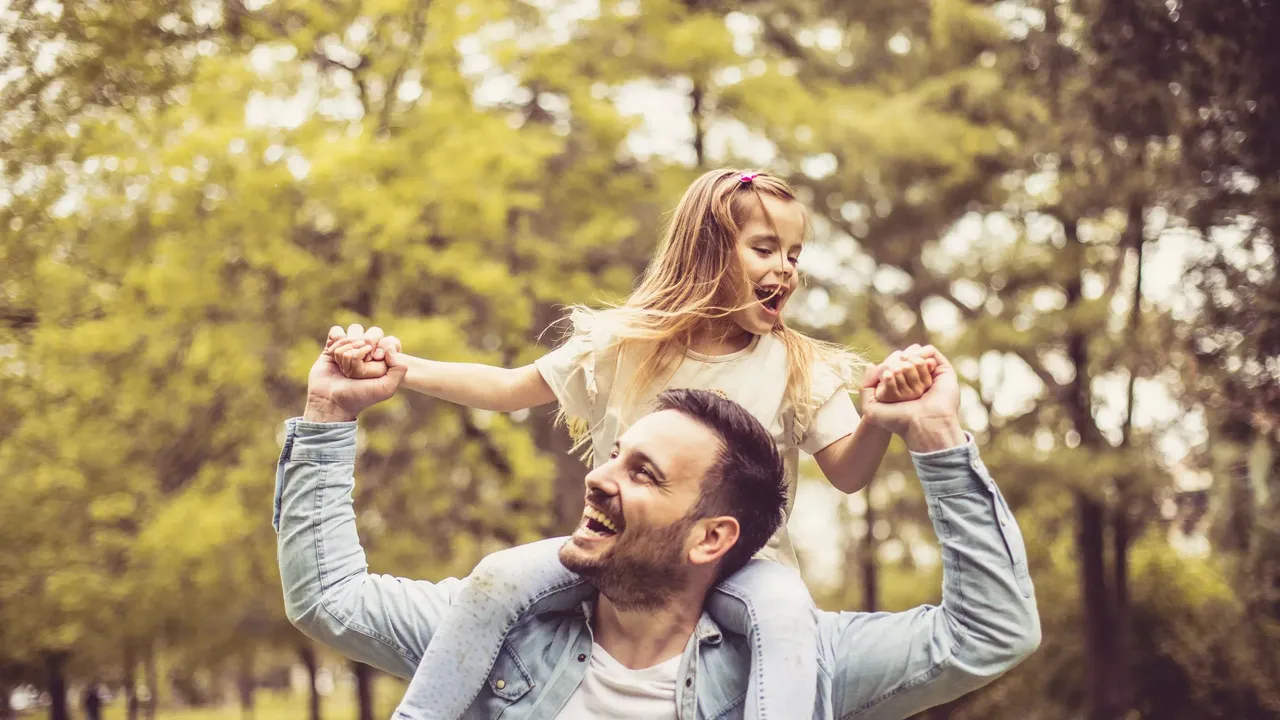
top-left (903, 416), bottom-right (966, 453)
top-left (861, 419), bottom-right (893, 437)
top-left (303, 396), bottom-right (356, 423)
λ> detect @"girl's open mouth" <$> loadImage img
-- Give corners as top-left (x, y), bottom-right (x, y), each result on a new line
top-left (754, 285), bottom-right (787, 314)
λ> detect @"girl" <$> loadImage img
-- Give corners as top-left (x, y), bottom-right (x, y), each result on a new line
top-left (330, 169), bottom-right (935, 718)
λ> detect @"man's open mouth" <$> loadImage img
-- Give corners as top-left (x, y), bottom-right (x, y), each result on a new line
top-left (754, 284), bottom-right (787, 314)
top-left (581, 506), bottom-right (621, 537)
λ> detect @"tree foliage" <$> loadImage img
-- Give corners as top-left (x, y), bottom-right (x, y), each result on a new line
top-left (1, 0), bottom-right (1277, 718)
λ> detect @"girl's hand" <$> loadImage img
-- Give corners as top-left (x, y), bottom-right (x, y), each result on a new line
top-left (873, 345), bottom-right (938, 403)
top-left (325, 324), bottom-right (402, 380)
top-left (861, 346), bottom-right (963, 451)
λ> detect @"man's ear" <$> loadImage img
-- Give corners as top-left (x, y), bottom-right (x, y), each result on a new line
top-left (687, 516), bottom-right (741, 568)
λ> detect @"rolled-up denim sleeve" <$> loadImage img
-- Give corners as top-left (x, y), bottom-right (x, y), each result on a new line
top-left (822, 437), bottom-right (1041, 719)
top-left (275, 418), bottom-right (464, 679)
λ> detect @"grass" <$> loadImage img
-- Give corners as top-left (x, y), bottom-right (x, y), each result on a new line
top-left (98, 682), bottom-right (407, 720)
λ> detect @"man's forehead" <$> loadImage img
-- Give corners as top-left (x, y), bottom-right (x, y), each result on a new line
top-left (620, 410), bottom-right (720, 479)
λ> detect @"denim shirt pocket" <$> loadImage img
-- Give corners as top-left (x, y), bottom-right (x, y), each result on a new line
top-left (974, 457), bottom-right (1033, 598)
top-left (487, 642), bottom-right (533, 704)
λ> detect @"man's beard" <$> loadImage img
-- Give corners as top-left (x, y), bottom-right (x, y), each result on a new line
top-left (560, 515), bottom-right (694, 611)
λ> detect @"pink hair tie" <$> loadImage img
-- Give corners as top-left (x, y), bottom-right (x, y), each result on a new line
top-left (739, 172), bottom-right (759, 183)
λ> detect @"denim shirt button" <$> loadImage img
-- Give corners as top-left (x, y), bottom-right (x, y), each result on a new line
top-left (577, 654), bottom-right (587, 662)
top-left (685, 678), bottom-right (692, 688)
top-left (495, 680), bottom-right (505, 690)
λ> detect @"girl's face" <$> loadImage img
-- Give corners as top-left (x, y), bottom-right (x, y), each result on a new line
top-left (729, 194), bottom-right (804, 336)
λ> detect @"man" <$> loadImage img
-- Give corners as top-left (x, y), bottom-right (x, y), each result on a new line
top-left (275, 327), bottom-right (1039, 719)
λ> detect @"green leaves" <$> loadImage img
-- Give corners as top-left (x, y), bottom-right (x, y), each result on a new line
top-left (0, 1), bottom-right (1274, 716)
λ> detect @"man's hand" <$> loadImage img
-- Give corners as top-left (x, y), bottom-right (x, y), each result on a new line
top-left (325, 323), bottom-right (400, 379)
top-left (304, 325), bottom-right (406, 423)
top-left (861, 345), bottom-right (965, 453)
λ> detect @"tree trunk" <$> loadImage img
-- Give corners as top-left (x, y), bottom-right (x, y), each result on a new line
top-left (352, 662), bottom-right (375, 720)
top-left (533, 405), bottom-right (589, 534)
top-left (44, 652), bottom-right (69, 720)
top-left (0, 676), bottom-right (13, 720)
top-left (82, 683), bottom-right (103, 720)
top-left (238, 650), bottom-right (255, 720)
top-left (123, 651), bottom-right (140, 720)
top-left (126, 678), bottom-right (141, 720)
top-left (1064, 218), bottom-right (1120, 720)
top-left (144, 649), bottom-right (158, 720)
top-left (1112, 506), bottom-right (1131, 668)
top-left (529, 301), bottom-right (597, 536)
top-left (690, 80), bottom-right (706, 167)
top-left (1245, 430), bottom-right (1279, 623)
top-left (298, 645), bottom-right (322, 720)
top-left (1110, 196), bottom-right (1145, 714)
top-left (1075, 493), bottom-right (1116, 720)
top-left (861, 480), bottom-right (879, 613)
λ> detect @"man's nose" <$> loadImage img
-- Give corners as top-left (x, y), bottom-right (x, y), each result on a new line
top-left (584, 463), bottom-right (620, 497)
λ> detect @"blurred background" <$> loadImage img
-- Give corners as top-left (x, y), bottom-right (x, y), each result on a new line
top-left (2, 0), bottom-right (1278, 718)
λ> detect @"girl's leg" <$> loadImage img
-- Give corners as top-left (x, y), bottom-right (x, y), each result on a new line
top-left (394, 538), bottom-right (581, 720)
top-left (706, 559), bottom-right (819, 720)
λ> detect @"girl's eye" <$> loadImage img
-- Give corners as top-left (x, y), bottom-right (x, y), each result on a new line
top-left (754, 247), bottom-right (771, 257)
top-left (788, 256), bottom-right (800, 265)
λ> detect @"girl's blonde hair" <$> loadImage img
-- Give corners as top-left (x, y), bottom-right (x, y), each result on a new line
top-left (558, 168), bottom-right (866, 454)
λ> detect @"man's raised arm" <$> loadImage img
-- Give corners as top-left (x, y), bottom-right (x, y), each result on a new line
top-left (822, 347), bottom-right (1041, 719)
top-left (274, 325), bottom-right (462, 678)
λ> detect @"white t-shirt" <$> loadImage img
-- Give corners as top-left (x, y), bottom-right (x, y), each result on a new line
top-left (557, 642), bottom-right (681, 719)
top-left (535, 311), bottom-right (860, 566)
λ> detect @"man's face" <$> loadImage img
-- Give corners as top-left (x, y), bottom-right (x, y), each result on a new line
top-left (558, 410), bottom-right (721, 609)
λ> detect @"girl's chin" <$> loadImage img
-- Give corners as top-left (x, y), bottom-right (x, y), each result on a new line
top-left (751, 304), bottom-right (783, 329)
top-left (726, 306), bottom-right (781, 337)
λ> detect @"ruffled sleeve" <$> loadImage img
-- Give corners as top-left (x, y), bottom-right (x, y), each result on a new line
top-left (534, 309), bottom-right (608, 428)
top-left (797, 356), bottom-right (861, 455)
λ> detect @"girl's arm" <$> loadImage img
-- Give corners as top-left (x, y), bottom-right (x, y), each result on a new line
top-left (814, 424), bottom-right (893, 494)
top-left (400, 357), bottom-right (556, 412)
top-left (329, 326), bottom-right (559, 413)
top-left (813, 347), bottom-right (938, 494)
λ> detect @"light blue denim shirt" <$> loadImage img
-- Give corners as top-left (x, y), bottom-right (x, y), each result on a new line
top-left (274, 419), bottom-right (1040, 719)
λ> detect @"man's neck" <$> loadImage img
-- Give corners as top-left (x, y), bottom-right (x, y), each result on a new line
top-left (591, 589), bottom-right (705, 670)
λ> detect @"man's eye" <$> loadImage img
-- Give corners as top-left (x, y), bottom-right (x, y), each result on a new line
top-left (609, 450), bottom-right (619, 459)
top-left (634, 467), bottom-right (653, 481)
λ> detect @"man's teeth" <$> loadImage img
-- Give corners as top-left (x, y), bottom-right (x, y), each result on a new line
top-left (584, 507), bottom-right (618, 533)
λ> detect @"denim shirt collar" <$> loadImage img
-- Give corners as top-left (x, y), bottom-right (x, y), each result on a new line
top-left (695, 613), bottom-right (724, 645)
top-left (576, 597), bottom-right (724, 646)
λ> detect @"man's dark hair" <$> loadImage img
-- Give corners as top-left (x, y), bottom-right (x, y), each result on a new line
top-left (653, 388), bottom-right (788, 579)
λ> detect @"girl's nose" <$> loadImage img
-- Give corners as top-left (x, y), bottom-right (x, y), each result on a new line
top-left (778, 256), bottom-right (794, 279)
